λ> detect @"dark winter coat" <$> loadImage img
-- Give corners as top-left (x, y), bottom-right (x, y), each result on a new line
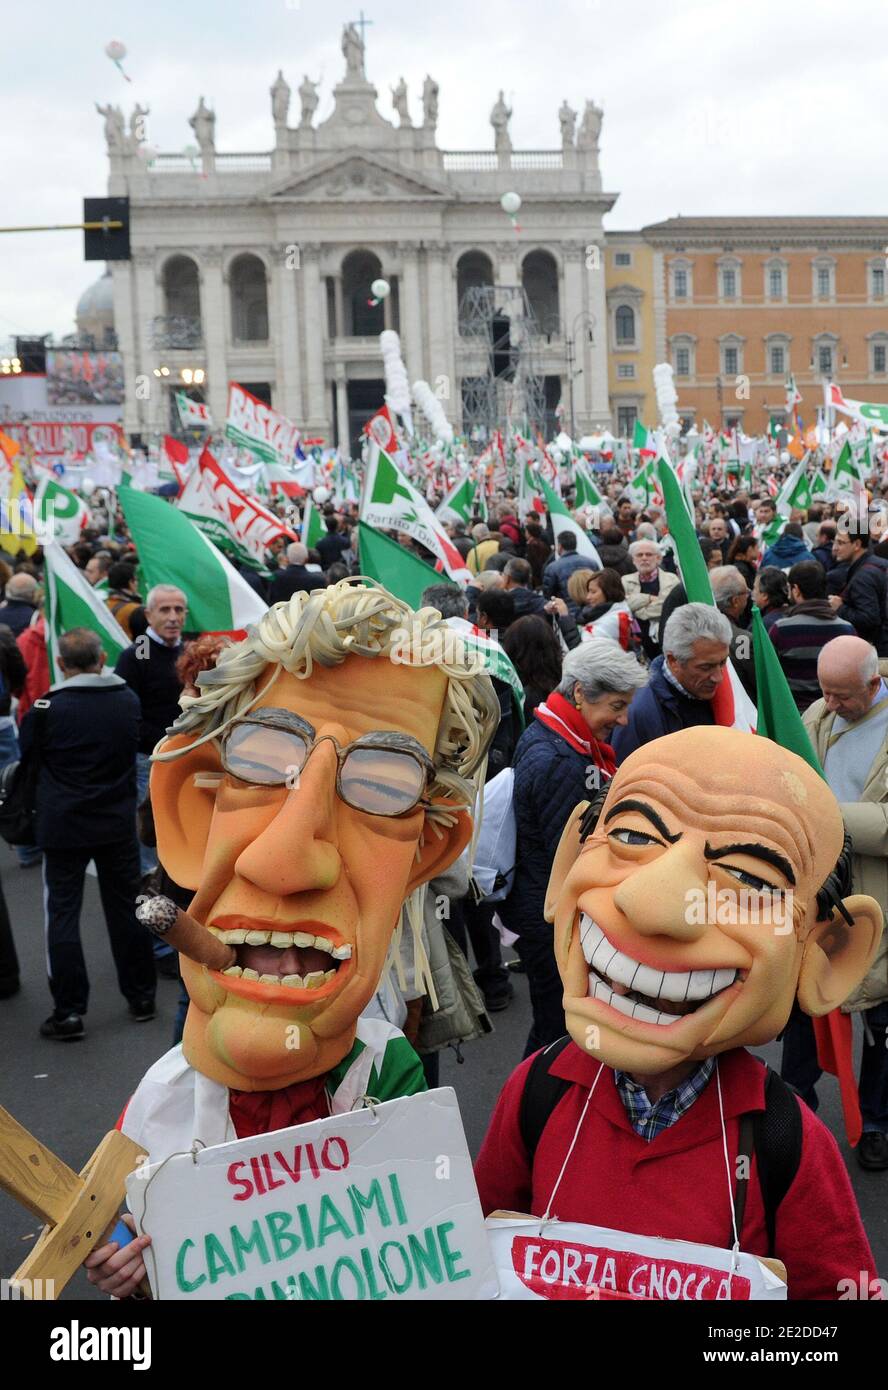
top-left (834, 551), bottom-right (888, 655)
top-left (611, 654), bottom-right (715, 764)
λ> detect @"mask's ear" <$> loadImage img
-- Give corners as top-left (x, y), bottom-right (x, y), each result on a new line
top-left (797, 894), bottom-right (883, 1016)
top-left (544, 801), bottom-right (590, 923)
top-left (150, 734), bottom-right (223, 891)
top-left (404, 807), bottom-right (473, 896)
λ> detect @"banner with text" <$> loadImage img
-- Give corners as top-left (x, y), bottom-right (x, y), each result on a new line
top-left (225, 382), bottom-right (302, 466)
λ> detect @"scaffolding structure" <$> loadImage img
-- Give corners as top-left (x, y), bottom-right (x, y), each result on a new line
top-left (456, 285), bottom-right (547, 439)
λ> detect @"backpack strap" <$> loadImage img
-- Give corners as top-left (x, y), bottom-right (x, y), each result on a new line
top-left (731, 1067), bottom-right (803, 1256)
top-left (518, 1034), bottom-right (574, 1161)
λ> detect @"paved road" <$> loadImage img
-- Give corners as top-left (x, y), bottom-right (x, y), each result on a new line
top-left (0, 845), bottom-right (884, 1298)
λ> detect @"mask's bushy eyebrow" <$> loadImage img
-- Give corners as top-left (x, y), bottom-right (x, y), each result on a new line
top-left (603, 799), bottom-right (681, 844)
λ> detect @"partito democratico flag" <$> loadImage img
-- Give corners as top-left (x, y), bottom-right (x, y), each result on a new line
top-left (360, 444), bottom-right (471, 584)
top-left (33, 476), bottom-right (90, 545)
top-left (43, 541), bottom-right (129, 682)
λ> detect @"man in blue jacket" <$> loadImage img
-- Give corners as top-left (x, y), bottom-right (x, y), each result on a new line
top-left (612, 603), bottom-right (732, 763)
top-left (761, 521), bottom-right (810, 570)
top-left (20, 627), bottom-right (156, 1040)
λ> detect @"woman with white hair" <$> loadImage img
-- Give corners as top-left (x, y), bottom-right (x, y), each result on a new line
top-left (501, 639), bottom-right (648, 1058)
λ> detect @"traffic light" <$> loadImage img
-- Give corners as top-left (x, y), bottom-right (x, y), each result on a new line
top-left (84, 197), bottom-right (130, 261)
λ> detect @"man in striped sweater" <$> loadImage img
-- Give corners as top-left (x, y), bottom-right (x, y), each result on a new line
top-left (768, 561), bottom-right (855, 712)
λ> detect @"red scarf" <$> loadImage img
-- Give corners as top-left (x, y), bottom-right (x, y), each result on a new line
top-left (228, 1073), bottom-right (330, 1139)
top-left (534, 690), bottom-right (617, 776)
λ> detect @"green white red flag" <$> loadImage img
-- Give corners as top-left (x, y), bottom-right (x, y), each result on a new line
top-left (360, 444), bottom-right (471, 584)
top-left (225, 382), bottom-right (301, 465)
top-left (301, 496), bottom-right (324, 550)
top-left (826, 383), bottom-right (888, 432)
top-left (655, 450), bottom-right (756, 733)
top-left (176, 392), bottom-right (212, 429)
top-left (197, 447), bottom-right (296, 568)
top-left (632, 420), bottom-right (657, 457)
top-left (120, 488), bottom-right (267, 634)
top-left (43, 541), bottom-right (129, 682)
top-left (435, 472), bottom-right (478, 526)
top-left (33, 476), bottom-right (90, 546)
top-left (535, 474), bottom-right (602, 567)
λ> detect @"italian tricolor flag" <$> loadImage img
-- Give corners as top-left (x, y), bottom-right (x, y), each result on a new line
top-left (826, 382), bottom-right (888, 431)
top-left (655, 451), bottom-right (755, 732)
top-left (175, 392), bottom-right (212, 429)
top-left (632, 420), bottom-right (657, 456)
top-left (435, 472), bottom-right (477, 526)
top-left (43, 542), bottom-right (130, 681)
top-left (120, 488), bottom-right (267, 634)
top-left (535, 474), bottom-right (602, 567)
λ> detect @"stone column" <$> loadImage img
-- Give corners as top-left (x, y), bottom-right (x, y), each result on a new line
top-left (398, 243), bottom-right (425, 383)
top-left (199, 247), bottom-right (229, 426)
top-left (272, 249), bottom-right (301, 422)
top-left (113, 260), bottom-right (140, 437)
top-left (300, 244), bottom-right (328, 432)
top-left (585, 238), bottom-right (612, 428)
top-left (335, 369), bottom-right (349, 455)
top-left (333, 274), bottom-right (345, 340)
top-left (130, 251), bottom-right (162, 435)
top-left (425, 243), bottom-right (455, 417)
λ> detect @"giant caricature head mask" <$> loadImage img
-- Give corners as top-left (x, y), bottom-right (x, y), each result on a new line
top-left (150, 581), bottom-right (498, 1092)
top-left (546, 727), bottom-right (883, 1076)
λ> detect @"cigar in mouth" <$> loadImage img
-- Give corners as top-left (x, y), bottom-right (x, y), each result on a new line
top-left (136, 895), bottom-right (236, 972)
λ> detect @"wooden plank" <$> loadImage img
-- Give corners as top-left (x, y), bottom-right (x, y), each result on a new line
top-left (11, 1129), bottom-right (147, 1297)
top-left (0, 1104), bottom-right (82, 1225)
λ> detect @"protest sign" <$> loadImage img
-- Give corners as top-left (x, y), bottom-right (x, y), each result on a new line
top-left (486, 1216), bottom-right (787, 1300)
top-left (126, 1089), bottom-right (498, 1301)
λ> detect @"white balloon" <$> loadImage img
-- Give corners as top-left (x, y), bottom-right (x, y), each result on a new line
top-left (105, 39), bottom-right (126, 61)
top-left (313, 485), bottom-right (330, 504)
top-left (371, 278), bottom-right (390, 300)
top-left (80, 477), bottom-right (96, 497)
top-left (767, 453), bottom-right (778, 466)
top-left (780, 450), bottom-right (791, 465)
top-left (500, 191), bottom-right (522, 216)
top-left (136, 144), bottom-right (159, 163)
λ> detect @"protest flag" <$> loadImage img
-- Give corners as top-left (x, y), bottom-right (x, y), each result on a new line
top-left (301, 496), bottom-right (325, 549)
top-left (361, 444), bottom-right (470, 583)
top-left (43, 541), bottom-right (129, 682)
top-left (0, 430), bottom-right (38, 556)
top-left (655, 450), bottom-right (755, 732)
top-left (826, 382), bottom-right (888, 431)
top-left (175, 392), bottom-right (212, 429)
top-left (119, 488), bottom-right (267, 634)
top-left (750, 607), bottom-right (822, 775)
top-left (435, 473), bottom-right (477, 526)
top-left (357, 521), bottom-right (455, 611)
top-left (33, 476), bottom-right (90, 545)
top-left (535, 475), bottom-right (602, 567)
top-left (573, 458), bottom-right (603, 509)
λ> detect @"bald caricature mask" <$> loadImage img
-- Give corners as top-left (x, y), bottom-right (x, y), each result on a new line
top-left (149, 581), bottom-right (498, 1092)
top-left (545, 727), bottom-right (883, 1076)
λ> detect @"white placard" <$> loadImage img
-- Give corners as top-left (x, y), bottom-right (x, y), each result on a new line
top-left (126, 1089), bottom-right (499, 1302)
top-left (486, 1216), bottom-right (787, 1301)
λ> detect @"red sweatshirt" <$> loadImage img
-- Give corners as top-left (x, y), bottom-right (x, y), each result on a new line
top-left (474, 1044), bottom-right (877, 1301)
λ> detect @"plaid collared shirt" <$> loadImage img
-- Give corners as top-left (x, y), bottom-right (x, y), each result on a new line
top-left (615, 1057), bottom-right (716, 1142)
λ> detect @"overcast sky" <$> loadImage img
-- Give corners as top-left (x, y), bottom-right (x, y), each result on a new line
top-left (2, 0), bottom-right (888, 344)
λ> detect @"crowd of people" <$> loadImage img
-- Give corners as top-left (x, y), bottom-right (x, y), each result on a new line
top-left (0, 460), bottom-right (886, 1301)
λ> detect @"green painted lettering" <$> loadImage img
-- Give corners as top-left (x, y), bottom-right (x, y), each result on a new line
top-left (175, 1238), bottom-right (206, 1293)
top-left (297, 1203), bottom-right (315, 1251)
top-left (267, 1210), bottom-right (301, 1262)
top-left (379, 1240), bottom-right (413, 1295)
top-left (437, 1221), bottom-right (471, 1282)
top-left (205, 1232), bottom-right (237, 1285)
top-left (408, 1226), bottom-right (444, 1289)
top-left (388, 1172), bottom-right (408, 1225)
top-left (330, 1255), bottom-right (365, 1300)
top-left (298, 1266), bottom-right (330, 1300)
top-left (230, 1220), bottom-right (271, 1273)
top-left (347, 1179), bottom-right (391, 1236)
top-left (360, 1244), bottom-right (388, 1300)
top-left (317, 1194), bottom-right (354, 1246)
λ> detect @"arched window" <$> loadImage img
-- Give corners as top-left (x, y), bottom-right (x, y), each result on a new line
top-left (229, 254), bottom-right (269, 342)
top-left (456, 251), bottom-right (494, 334)
top-left (342, 250), bottom-right (384, 336)
top-left (615, 304), bottom-right (635, 346)
top-left (163, 255), bottom-right (200, 320)
top-left (522, 250), bottom-right (560, 334)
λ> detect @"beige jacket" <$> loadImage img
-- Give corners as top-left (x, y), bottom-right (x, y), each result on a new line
top-left (622, 569), bottom-right (681, 624)
top-left (804, 677), bottom-right (888, 1012)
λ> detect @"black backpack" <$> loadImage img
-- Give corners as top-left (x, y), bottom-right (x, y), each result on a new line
top-left (0, 696), bottom-right (52, 846)
top-left (519, 1035), bottom-right (802, 1257)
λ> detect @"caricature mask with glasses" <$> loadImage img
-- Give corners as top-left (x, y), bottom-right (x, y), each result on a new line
top-left (149, 581), bottom-right (498, 1093)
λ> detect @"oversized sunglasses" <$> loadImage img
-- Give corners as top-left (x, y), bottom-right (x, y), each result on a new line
top-left (220, 710), bottom-right (435, 818)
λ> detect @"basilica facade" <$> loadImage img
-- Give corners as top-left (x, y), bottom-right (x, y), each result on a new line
top-left (103, 24), bottom-right (616, 451)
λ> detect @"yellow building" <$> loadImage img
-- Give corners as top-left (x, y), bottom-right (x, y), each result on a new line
top-left (604, 232), bottom-right (659, 437)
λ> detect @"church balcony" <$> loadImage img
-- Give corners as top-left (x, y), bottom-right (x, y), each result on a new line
top-left (148, 152), bottom-right (272, 172)
top-left (442, 150), bottom-right (564, 171)
top-left (151, 316), bottom-right (204, 350)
